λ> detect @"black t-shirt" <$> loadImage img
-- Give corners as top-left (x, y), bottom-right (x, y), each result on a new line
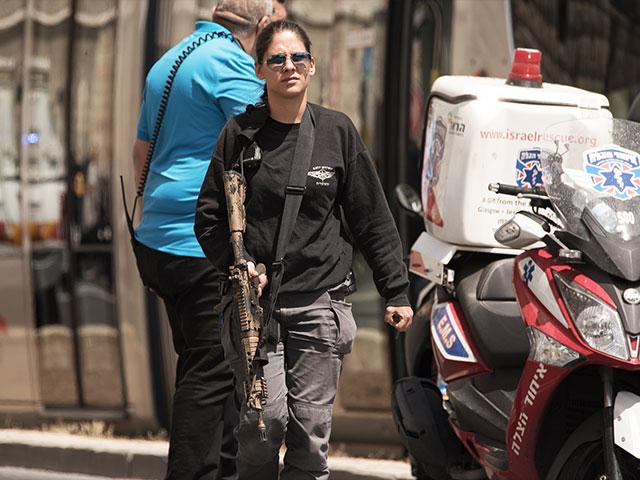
top-left (195, 103), bottom-right (409, 306)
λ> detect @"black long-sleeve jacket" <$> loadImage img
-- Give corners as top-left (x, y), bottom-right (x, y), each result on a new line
top-left (195, 103), bottom-right (409, 306)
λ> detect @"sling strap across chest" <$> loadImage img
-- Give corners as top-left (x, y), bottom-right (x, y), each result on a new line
top-left (263, 107), bottom-right (316, 326)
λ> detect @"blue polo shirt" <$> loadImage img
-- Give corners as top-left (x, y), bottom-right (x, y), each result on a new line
top-left (135, 22), bottom-right (262, 257)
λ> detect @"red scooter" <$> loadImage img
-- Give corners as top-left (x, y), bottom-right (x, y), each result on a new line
top-left (393, 118), bottom-right (640, 479)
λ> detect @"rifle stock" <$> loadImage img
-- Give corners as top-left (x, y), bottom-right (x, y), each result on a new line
top-left (223, 170), bottom-right (268, 441)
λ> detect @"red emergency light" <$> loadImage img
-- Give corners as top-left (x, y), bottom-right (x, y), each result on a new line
top-left (507, 48), bottom-right (543, 87)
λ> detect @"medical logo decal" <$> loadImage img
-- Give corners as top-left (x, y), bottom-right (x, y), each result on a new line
top-left (519, 258), bottom-right (537, 286)
top-left (518, 257), bottom-right (569, 328)
top-left (522, 260), bottom-right (535, 286)
top-left (583, 145), bottom-right (640, 200)
top-left (516, 148), bottom-right (545, 189)
top-left (308, 166), bottom-right (335, 186)
top-left (430, 303), bottom-right (476, 363)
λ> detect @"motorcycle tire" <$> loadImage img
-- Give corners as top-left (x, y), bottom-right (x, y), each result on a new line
top-left (557, 440), bottom-right (640, 479)
top-left (411, 459), bottom-right (451, 480)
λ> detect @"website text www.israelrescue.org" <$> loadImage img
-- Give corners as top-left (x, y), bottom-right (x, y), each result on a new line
top-left (479, 128), bottom-right (597, 147)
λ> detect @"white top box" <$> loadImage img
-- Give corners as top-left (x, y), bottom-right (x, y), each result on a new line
top-left (421, 75), bottom-right (610, 248)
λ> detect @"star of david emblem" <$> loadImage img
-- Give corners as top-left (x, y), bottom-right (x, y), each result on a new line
top-left (584, 145), bottom-right (640, 200)
top-left (524, 164), bottom-right (543, 188)
top-left (515, 149), bottom-right (546, 189)
top-left (601, 167), bottom-right (634, 193)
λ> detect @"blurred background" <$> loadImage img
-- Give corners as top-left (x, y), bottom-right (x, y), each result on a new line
top-left (0, 0), bottom-right (639, 453)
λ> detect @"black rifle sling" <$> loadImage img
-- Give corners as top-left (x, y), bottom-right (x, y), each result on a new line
top-left (264, 107), bottom-right (316, 326)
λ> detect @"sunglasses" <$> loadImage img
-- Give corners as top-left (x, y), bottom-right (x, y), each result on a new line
top-left (265, 51), bottom-right (312, 70)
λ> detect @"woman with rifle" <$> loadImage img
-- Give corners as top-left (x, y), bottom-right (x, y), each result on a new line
top-left (195, 20), bottom-right (412, 480)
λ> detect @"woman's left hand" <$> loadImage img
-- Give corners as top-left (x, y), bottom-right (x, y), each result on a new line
top-left (385, 306), bottom-right (413, 332)
top-left (247, 261), bottom-right (268, 297)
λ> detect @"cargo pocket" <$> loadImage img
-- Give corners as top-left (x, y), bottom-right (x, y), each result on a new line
top-left (329, 298), bottom-right (357, 355)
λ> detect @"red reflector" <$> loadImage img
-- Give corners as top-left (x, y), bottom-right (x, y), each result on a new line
top-left (508, 48), bottom-right (543, 85)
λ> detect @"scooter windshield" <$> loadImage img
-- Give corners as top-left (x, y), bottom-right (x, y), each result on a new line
top-left (541, 118), bottom-right (640, 243)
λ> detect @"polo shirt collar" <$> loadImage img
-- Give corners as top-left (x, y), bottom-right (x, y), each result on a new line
top-left (195, 21), bottom-right (231, 35)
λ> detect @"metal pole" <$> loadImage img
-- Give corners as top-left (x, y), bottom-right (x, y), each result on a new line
top-left (383, 0), bottom-right (414, 381)
top-left (64, 0), bottom-right (85, 407)
top-left (602, 366), bottom-right (622, 480)
top-left (19, 0), bottom-right (40, 405)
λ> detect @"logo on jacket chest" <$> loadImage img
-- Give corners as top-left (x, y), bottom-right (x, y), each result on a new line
top-left (308, 166), bottom-right (335, 187)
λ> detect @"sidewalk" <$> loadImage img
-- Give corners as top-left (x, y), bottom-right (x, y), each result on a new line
top-left (0, 430), bottom-right (412, 480)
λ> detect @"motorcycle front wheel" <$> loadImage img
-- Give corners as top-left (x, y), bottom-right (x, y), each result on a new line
top-left (557, 441), bottom-right (640, 479)
top-left (411, 458), bottom-right (451, 480)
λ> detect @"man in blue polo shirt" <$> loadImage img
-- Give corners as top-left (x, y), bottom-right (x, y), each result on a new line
top-left (132, 1), bottom-right (281, 479)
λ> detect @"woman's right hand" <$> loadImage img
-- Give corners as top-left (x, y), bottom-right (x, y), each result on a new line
top-left (385, 305), bottom-right (413, 332)
top-left (247, 262), bottom-right (268, 297)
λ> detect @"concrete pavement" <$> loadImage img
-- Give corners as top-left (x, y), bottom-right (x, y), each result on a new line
top-left (0, 467), bottom-right (131, 480)
top-left (0, 429), bottom-right (412, 480)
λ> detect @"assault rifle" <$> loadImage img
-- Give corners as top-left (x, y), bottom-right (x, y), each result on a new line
top-left (222, 169), bottom-right (268, 442)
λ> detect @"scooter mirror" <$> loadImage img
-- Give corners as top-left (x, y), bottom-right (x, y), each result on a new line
top-left (395, 184), bottom-right (422, 217)
top-left (495, 211), bottom-right (549, 248)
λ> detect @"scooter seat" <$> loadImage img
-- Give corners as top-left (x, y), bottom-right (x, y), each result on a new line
top-left (456, 258), bottom-right (529, 369)
top-left (476, 258), bottom-right (517, 301)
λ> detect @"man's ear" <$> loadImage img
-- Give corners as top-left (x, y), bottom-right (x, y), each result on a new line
top-left (258, 15), bottom-right (271, 32)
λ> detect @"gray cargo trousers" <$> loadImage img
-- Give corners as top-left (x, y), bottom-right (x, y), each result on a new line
top-left (224, 290), bottom-right (357, 480)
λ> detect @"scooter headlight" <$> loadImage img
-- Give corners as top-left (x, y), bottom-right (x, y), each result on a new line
top-left (527, 327), bottom-right (581, 367)
top-left (554, 272), bottom-right (628, 360)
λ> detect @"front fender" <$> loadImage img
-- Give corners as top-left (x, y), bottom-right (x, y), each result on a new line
top-left (544, 412), bottom-right (603, 480)
top-left (613, 391), bottom-right (640, 460)
top-left (544, 391), bottom-right (640, 479)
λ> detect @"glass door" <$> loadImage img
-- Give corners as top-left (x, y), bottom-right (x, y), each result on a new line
top-left (68, 0), bottom-right (123, 410)
top-left (29, 0), bottom-right (77, 407)
top-left (291, 0), bottom-right (396, 424)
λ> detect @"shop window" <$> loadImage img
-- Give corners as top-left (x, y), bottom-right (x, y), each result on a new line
top-left (0, 1), bottom-right (24, 250)
top-left (0, 0), bottom-right (124, 409)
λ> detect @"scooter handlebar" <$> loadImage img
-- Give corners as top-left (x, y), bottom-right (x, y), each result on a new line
top-left (488, 183), bottom-right (547, 197)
